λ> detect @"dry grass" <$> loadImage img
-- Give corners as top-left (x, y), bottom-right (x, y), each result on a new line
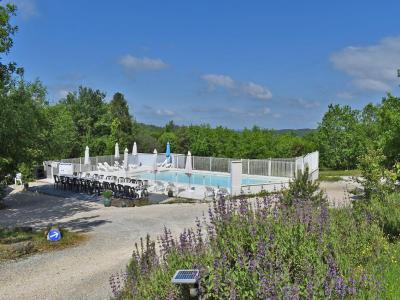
top-left (0, 227), bottom-right (87, 261)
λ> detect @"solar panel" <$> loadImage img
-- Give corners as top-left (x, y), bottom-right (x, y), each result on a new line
top-left (171, 269), bottom-right (199, 284)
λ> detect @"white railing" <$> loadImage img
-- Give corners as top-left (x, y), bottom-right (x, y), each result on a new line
top-left (46, 151), bottom-right (319, 181)
top-left (240, 181), bottom-right (291, 194)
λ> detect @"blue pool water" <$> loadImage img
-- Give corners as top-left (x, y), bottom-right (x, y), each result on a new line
top-left (136, 170), bottom-right (270, 188)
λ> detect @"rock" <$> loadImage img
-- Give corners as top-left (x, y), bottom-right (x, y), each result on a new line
top-left (8, 241), bottom-right (36, 257)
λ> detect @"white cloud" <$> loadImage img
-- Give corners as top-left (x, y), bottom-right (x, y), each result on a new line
top-left (57, 89), bottom-right (69, 99)
top-left (119, 54), bottom-right (168, 71)
top-left (261, 107), bottom-right (271, 114)
top-left (201, 74), bottom-right (235, 89)
top-left (201, 73), bottom-right (272, 100)
top-left (241, 82), bottom-right (272, 100)
top-left (352, 78), bottom-right (391, 91)
top-left (225, 106), bottom-right (272, 118)
top-left (272, 113), bottom-right (281, 119)
top-left (291, 98), bottom-right (320, 109)
top-left (331, 36), bottom-right (400, 92)
top-left (155, 108), bottom-right (175, 117)
top-left (337, 91), bottom-right (354, 99)
top-left (7, 0), bottom-right (38, 19)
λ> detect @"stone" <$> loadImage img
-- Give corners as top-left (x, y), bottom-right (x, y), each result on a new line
top-left (9, 241), bottom-right (36, 257)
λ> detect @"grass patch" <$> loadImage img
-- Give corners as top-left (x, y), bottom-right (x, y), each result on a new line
top-left (379, 242), bottom-right (400, 299)
top-left (318, 175), bottom-right (343, 182)
top-left (320, 169), bottom-right (361, 177)
top-left (161, 197), bottom-right (197, 204)
top-left (0, 227), bottom-right (87, 261)
top-left (319, 169), bottom-right (361, 182)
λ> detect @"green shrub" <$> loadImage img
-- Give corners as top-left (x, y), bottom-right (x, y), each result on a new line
top-left (281, 167), bottom-right (326, 206)
top-left (102, 190), bottom-right (112, 199)
top-left (364, 194), bottom-right (400, 241)
top-left (17, 162), bottom-right (35, 183)
top-left (114, 197), bottom-right (385, 299)
top-left (357, 148), bottom-right (397, 200)
top-left (0, 179), bottom-right (7, 209)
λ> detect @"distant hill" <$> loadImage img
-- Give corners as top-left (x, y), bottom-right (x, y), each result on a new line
top-left (137, 122), bottom-right (315, 137)
top-left (274, 128), bottom-right (315, 137)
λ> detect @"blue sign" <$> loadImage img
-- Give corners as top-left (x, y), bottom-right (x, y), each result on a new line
top-left (47, 229), bottom-right (61, 241)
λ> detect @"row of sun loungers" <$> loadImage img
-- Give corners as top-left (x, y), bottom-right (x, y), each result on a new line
top-left (97, 160), bottom-right (173, 172)
top-left (97, 161), bottom-right (138, 172)
top-left (152, 180), bottom-right (229, 200)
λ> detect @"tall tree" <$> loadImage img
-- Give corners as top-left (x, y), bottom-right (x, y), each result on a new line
top-left (316, 104), bottom-right (362, 169)
top-left (108, 92), bottom-right (134, 150)
top-left (0, 3), bottom-right (23, 89)
top-left (61, 86), bottom-right (107, 156)
top-left (377, 94), bottom-right (400, 166)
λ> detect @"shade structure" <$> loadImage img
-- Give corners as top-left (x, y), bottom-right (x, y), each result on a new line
top-left (84, 146), bottom-right (90, 165)
top-left (123, 148), bottom-right (129, 170)
top-left (166, 142), bottom-right (171, 162)
top-left (185, 151), bottom-right (193, 188)
top-left (153, 149), bottom-right (158, 180)
top-left (132, 142), bottom-right (138, 165)
top-left (115, 143), bottom-right (120, 159)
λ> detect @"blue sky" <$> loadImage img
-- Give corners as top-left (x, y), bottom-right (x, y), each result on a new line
top-left (5, 0), bottom-right (400, 129)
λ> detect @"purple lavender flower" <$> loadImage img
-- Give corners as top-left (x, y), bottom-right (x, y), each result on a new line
top-left (347, 277), bottom-right (356, 295)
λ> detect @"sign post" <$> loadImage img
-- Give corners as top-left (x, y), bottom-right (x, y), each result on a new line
top-left (47, 228), bottom-right (61, 242)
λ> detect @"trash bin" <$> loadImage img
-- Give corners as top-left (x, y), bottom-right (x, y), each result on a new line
top-left (34, 165), bottom-right (45, 179)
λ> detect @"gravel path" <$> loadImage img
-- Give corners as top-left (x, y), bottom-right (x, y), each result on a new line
top-left (0, 190), bottom-right (209, 300)
top-left (0, 179), bottom-right (358, 300)
top-left (319, 178), bottom-right (361, 207)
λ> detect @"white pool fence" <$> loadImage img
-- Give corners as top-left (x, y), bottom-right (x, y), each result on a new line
top-left (44, 151), bottom-right (319, 181)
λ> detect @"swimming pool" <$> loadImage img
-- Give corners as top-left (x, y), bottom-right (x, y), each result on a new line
top-left (136, 170), bottom-right (271, 188)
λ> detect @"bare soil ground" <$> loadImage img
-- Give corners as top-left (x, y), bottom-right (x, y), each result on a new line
top-left (0, 180), bottom-right (357, 300)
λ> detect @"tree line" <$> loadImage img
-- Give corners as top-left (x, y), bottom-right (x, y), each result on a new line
top-left (1, 3), bottom-right (400, 182)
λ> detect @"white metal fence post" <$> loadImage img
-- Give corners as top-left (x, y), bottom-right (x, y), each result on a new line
top-left (268, 158), bottom-right (272, 176)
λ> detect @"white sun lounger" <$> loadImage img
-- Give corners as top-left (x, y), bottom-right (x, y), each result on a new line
top-left (166, 182), bottom-right (185, 195)
top-left (216, 187), bottom-right (229, 198)
top-left (204, 186), bottom-right (216, 200)
top-left (153, 180), bottom-right (166, 192)
top-left (128, 164), bottom-right (138, 170)
top-left (97, 163), bottom-right (107, 171)
top-left (158, 158), bottom-right (173, 168)
top-left (103, 162), bottom-right (115, 171)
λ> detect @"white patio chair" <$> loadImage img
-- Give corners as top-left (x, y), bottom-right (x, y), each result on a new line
top-left (103, 162), bottom-right (114, 171)
top-left (166, 182), bottom-right (185, 196)
top-left (204, 186), bottom-right (216, 200)
top-left (128, 164), bottom-right (137, 170)
top-left (97, 163), bottom-right (107, 171)
top-left (153, 180), bottom-right (166, 192)
top-left (216, 187), bottom-right (229, 199)
top-left (14, 173), bottom-right (22, 186)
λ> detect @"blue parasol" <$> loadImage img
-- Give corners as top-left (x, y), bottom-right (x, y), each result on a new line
top-left (166, 142), bottom-right (171, 162)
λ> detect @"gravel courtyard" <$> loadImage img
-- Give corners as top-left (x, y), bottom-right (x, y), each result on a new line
top-left (0, 179), bottom-right (358, 300)
top-left (0, 188), bottom-right (209, 300)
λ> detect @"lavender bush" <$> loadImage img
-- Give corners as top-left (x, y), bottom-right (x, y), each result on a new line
top-left (110, 191), bottom-right (389, 299)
